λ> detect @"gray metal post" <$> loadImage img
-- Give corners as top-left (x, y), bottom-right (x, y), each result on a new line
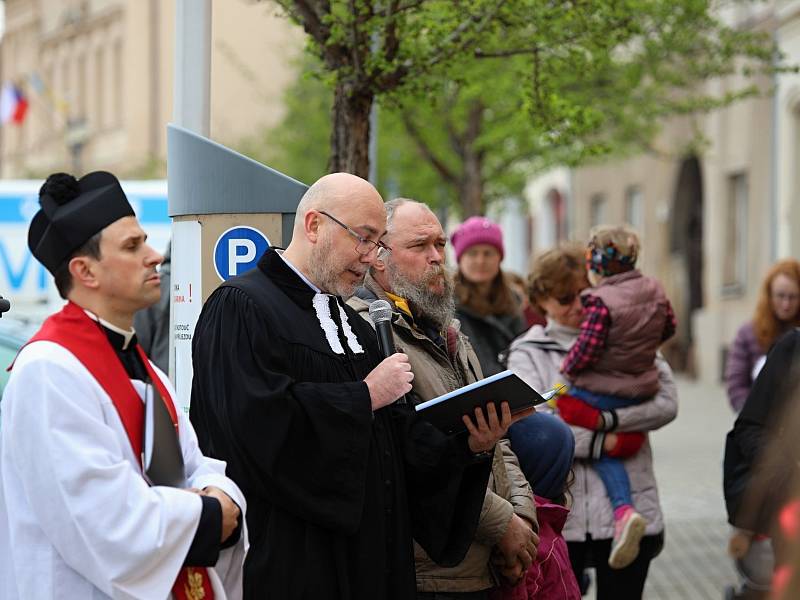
top-left (174, 0), bottom-right (211, 135)
top-left (169, 0), bottom-right (211, 387)
top-left (168, 3), bottom-right (308, 411)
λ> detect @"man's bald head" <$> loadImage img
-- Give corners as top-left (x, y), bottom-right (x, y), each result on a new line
top-left (294, 173), bottom-right (383, 233)
top-left (284, 172), bottom-right (387, 297)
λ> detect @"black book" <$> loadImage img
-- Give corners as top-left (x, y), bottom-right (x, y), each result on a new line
top-left (415, 370), bottom-right (561, 435)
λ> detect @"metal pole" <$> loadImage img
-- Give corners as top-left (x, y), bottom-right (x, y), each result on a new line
top-left (174, 0), bottom-right (211, 136)
top-left (170, 0), bottom-right (211, 384)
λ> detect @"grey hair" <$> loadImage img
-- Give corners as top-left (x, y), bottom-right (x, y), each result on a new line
top-left (384, 197), bottom-right (411, 233)
top-left (379, 197), bottom-right (431, 259)
top-left (384, 197), bottom-right (435, 233)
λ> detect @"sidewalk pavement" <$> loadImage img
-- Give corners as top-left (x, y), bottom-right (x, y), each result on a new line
top-left (586, 375), bottom-right (742, 599)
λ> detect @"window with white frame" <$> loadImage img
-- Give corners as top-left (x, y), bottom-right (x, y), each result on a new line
top-left (625, 186), bottom-right (644, 234)
top-left (590, 193), bottom-right (606, 228)
top-left (723, 172), bottom-right (748, 291)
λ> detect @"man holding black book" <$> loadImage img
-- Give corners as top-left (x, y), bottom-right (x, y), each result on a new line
top-left (189, 173), bottom-right (528, 600)
top-left (0, 171), bottom-right (245, 599)
top-left (349, 198), bottom-right (539, 599)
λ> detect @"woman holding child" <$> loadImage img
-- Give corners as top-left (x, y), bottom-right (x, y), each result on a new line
top-left (507, 231), bottom-right (678, 600)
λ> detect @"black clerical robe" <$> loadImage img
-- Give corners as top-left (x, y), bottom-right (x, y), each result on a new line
top-left (724, 328), bottom-right (800, 536)
top-left (190, 248), bottom-right (491, 600)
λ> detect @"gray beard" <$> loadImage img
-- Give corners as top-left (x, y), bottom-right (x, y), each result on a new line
top-left (387, 263), bottom-right (455, 330)
top-left (307, 236), bottom-right (362, 298)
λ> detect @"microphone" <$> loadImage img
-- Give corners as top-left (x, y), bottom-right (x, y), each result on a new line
top-left (368, 299), bottom-right (396, 357)
top-left (0, 296), bottom-right (9, 318)
top-left (368, 299), bottom-right (406, 405)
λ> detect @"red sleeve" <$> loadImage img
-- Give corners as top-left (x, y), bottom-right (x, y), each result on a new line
top-left (562, 295), bottom-right (611, 377)
top-left (661, 300), bottom-right (677, 343)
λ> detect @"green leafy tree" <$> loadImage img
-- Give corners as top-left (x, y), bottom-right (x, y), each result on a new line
top-left (388, 1), bottom-right (786, 215)
top-left (251, 1), bottom-right (788, 214)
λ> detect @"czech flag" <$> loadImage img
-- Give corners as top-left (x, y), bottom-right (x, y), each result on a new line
top-left (0, 83), bottom-right (29, 125)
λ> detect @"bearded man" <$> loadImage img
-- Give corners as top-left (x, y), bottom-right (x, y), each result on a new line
top-left (189, 174), bottom-right (530, 600)
top-left (348, 198), bottom-right (540, 600)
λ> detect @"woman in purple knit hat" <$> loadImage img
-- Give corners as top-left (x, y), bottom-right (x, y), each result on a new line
top-left (451, 216), bottom-right (526, 376)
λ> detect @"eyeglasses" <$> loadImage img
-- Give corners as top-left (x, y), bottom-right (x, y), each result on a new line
top-left (772, 292), bottom-right (800, 302)
top-left (318, 210), bottom-right (391, 256)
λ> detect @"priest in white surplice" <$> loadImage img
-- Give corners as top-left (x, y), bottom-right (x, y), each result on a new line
top-left (0, 171), bottom-right (247, 600)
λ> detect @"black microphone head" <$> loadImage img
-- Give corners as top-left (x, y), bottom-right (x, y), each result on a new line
top-left (368, 299), bottom-right (393, 325)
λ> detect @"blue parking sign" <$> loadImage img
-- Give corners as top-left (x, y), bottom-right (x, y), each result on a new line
top-left (213, 226), bottom-right (271, 281)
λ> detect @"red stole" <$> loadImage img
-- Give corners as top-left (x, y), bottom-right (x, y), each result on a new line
top-left (16, 301), bottom-right (214, 600)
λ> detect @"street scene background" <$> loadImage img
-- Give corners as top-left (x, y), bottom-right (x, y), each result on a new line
top-left (0, 1), bottom-right (798, 598)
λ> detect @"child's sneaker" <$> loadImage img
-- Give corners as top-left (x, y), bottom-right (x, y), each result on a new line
top-left (608, 505), bottom-right (646, 569)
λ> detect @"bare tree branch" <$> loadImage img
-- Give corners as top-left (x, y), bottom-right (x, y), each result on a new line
top-left (401, 112), bottom-right (459, 185)
top-left (474, 46), bottom-right (538, 59)
top-left (376, 0), bottom-right (509, 92)
top-left (382, 0), bottom-right (402, 66)
top-left (425, 0), bottom-right (509, 69)
top-left (392, 0), bottom-right (427, 15)
top-left (288, 0), bottom-right (328, 45)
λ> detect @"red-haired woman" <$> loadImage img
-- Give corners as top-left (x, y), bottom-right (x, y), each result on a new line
top-left (725, 259), bottom-right (800, 413)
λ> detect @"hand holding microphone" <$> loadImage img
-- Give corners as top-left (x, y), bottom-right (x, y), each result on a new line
top-left (365, 353), bottom-right (414, 411)
top-left (364, 300), bottom-right (412, 411)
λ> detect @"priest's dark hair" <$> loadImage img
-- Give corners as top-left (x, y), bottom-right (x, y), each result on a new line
top-left (40, 173), bottom-right (103, 299)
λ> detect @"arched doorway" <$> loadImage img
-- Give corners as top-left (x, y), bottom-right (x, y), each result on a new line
top-left (666, 156), bottom-right (704, 374)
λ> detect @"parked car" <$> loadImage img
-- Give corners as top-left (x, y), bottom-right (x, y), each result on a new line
top-left (0, 317), bottom-right (37, 396)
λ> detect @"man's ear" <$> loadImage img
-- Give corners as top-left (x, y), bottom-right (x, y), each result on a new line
top-left (304, 210), bottom-right (321, 243)
top-left (68, 256), bottom-right (100, 290)
top-left (372, 252), bottom-right (387, 273)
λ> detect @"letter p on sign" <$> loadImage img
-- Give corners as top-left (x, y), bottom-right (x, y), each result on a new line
top-left (214, 226), bottom-right (271, 281)
top-left (229, 238), bottom-right (256, 275)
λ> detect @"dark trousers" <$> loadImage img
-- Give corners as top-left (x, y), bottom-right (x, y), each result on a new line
top-left (567, 532), bottom-right (665, 600)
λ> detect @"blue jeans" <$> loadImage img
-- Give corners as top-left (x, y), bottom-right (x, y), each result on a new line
top-left (571, 387), bottom-right (642, 510)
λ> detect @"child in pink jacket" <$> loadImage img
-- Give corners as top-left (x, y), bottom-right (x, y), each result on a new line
top-left (491, 413), bottom-right (581, 600)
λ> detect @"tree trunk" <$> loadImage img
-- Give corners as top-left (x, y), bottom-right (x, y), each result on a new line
top-left (459, 158), bottom-right (484, 217)
top-left (458, 101), bottom-right (485, 216)
top-left (328, 81), bottom-right (373, 177)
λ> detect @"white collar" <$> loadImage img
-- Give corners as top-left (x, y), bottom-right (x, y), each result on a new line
top-left (311, 294), bottom-right (364, 355)
top-left (276, 250), bottom-right (362, 354)
top-left (276, 249), bottom-right (321, 293)
top-left (83, 309), bottom-right (136, 350)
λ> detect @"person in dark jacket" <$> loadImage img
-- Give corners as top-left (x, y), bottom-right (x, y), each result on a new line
top-left (133, 242), bottom-right (171, 372)
top-left (451, 217), bottom-right (526, 376)
top-left (724, 328), bottom-right (800, 597)
top-left (724, 259), bottom-right (800, 414)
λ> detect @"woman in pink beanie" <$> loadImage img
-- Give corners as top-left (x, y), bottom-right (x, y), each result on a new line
top-left (452, 216), bottom-right (526, 375)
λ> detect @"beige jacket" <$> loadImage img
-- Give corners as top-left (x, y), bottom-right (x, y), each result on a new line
top-left (507, 320), bottom-right (678, 542)
top-left (348, 275), bottom-right (537, 592)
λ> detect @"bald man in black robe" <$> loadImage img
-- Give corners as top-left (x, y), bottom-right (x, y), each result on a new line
top-left (190, 173), bottom-right (530, 600)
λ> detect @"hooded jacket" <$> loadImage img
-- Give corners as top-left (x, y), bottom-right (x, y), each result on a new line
top-left (348, 274), bottom-right (537, 592)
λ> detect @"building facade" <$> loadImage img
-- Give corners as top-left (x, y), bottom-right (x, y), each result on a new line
top-left (0, 0), bottom-right (304, 178)
top-left (526, 1), bottom-right (800, 385)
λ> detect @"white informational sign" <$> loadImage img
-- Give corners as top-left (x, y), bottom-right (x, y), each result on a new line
top-left (171, 219), bottom-right (202, 414)
top-left (0, 180), bottom-right (170, 321)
